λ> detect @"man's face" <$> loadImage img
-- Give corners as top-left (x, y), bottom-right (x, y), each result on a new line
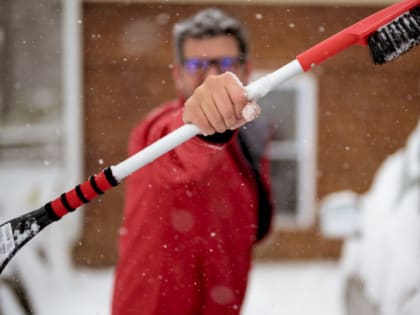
top-left (173, 35), bottom-right (251, 100)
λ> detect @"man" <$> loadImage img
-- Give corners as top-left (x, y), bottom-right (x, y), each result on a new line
top-left (112, 8), bottom-right (273, 315)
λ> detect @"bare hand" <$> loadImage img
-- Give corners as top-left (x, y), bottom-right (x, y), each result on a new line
top-left (182, 72), bottom-right (260, 136)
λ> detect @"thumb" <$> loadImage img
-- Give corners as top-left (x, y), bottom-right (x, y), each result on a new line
top-left (241, 101), bottom-right (261, 122)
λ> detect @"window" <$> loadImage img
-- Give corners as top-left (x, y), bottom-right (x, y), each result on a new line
top-left (0, 0), bottom-right (82, 182)
top-left (0, 0), bottom-right (63, 164)
top-left (252, 71), bottom-right (317, 229)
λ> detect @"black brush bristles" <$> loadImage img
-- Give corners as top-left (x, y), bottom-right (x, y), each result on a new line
top-left (368, 7), bottom-right (420, 64)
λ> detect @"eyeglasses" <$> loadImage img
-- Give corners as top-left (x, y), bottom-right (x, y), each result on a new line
top-left (181, 56), bottom-right (245, 74)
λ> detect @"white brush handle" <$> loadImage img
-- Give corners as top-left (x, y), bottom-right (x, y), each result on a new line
top-left (112, 60), bottom-right (304, 181)
top-left (112, 123), bottom-right (200, 181)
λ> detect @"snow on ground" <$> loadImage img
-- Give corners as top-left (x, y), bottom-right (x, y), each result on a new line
top-left (31, 267), bottom-right (114, 315)
top-left (242, 261), bottom-right (344, 315)
top-left (5, 261), bottom-right (343, 315)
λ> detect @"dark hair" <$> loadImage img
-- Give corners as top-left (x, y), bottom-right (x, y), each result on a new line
top-left (172, 8), bottom-right (249, 63)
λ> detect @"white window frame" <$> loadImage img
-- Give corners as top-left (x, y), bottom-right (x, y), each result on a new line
top-left (251, 71), bottom-right (318, 229)
top-left (62, 0), bottom-right (83, 187)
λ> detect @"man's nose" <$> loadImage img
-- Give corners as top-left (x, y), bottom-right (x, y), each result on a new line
top-left (205, 64), bottom-right (222, 76)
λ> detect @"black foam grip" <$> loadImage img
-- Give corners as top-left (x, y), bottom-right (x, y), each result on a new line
top-left (89, 176), bottom-right (104, 195)
top-left (60, 193), bottom-right (75, 212)
top-left (76, 184), bottom-right (90, 203)
top-left (104, 167), bottom-right (119, 187)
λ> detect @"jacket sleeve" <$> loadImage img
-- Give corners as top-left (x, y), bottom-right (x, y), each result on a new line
top-left (128, 105), bottom-right (234, 185)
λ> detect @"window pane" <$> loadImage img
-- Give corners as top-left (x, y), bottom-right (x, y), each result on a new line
top-left (270, 159), bottom-right (298, 216)
top-left (259, 89), bottom-right (297, 142)
top-left (6, 0), bottom-right (62, 126)
top-left (0, 0), bottom-right (63, 164)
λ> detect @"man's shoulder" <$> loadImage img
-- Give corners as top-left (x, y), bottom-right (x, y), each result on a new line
top-left (129, 99), bottom-right (183, 143)
top-left (141, 99), bottom-right (182, 126)
top-left (149, 99), bottom-right (182, 118)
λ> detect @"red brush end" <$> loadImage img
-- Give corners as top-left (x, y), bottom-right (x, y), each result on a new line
top-left (296, 0), bottom-right (420, 71)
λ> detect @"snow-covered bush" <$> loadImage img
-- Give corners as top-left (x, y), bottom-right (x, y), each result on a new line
top-left (321, 119), bottom-right (420, 315)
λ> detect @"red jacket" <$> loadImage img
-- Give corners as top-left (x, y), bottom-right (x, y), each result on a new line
top-left (112, 99), bottom-right (272, 315)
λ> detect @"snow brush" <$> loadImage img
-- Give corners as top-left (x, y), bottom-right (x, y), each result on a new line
top-left (1, 0), bottom-right (420, 274)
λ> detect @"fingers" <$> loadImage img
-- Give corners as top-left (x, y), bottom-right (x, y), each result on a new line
top-left (183, 89), bottom-right (214, 136)
top-left (223, 72), bottom-right (248, 122)
top-left (183, 72), bottom-right (260, 136)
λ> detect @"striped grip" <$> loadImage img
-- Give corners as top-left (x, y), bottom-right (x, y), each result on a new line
top-left (45, 167), bottom-right (119, 220)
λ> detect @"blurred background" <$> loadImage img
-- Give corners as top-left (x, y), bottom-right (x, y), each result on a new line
top-left (0, 0), bottom-right (419, 314)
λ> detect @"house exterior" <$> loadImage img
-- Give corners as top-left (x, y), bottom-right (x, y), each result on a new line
top-left (1, 2), bottom-right (419, 314)
top-left (74, 1), bottom-right (420, 266)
